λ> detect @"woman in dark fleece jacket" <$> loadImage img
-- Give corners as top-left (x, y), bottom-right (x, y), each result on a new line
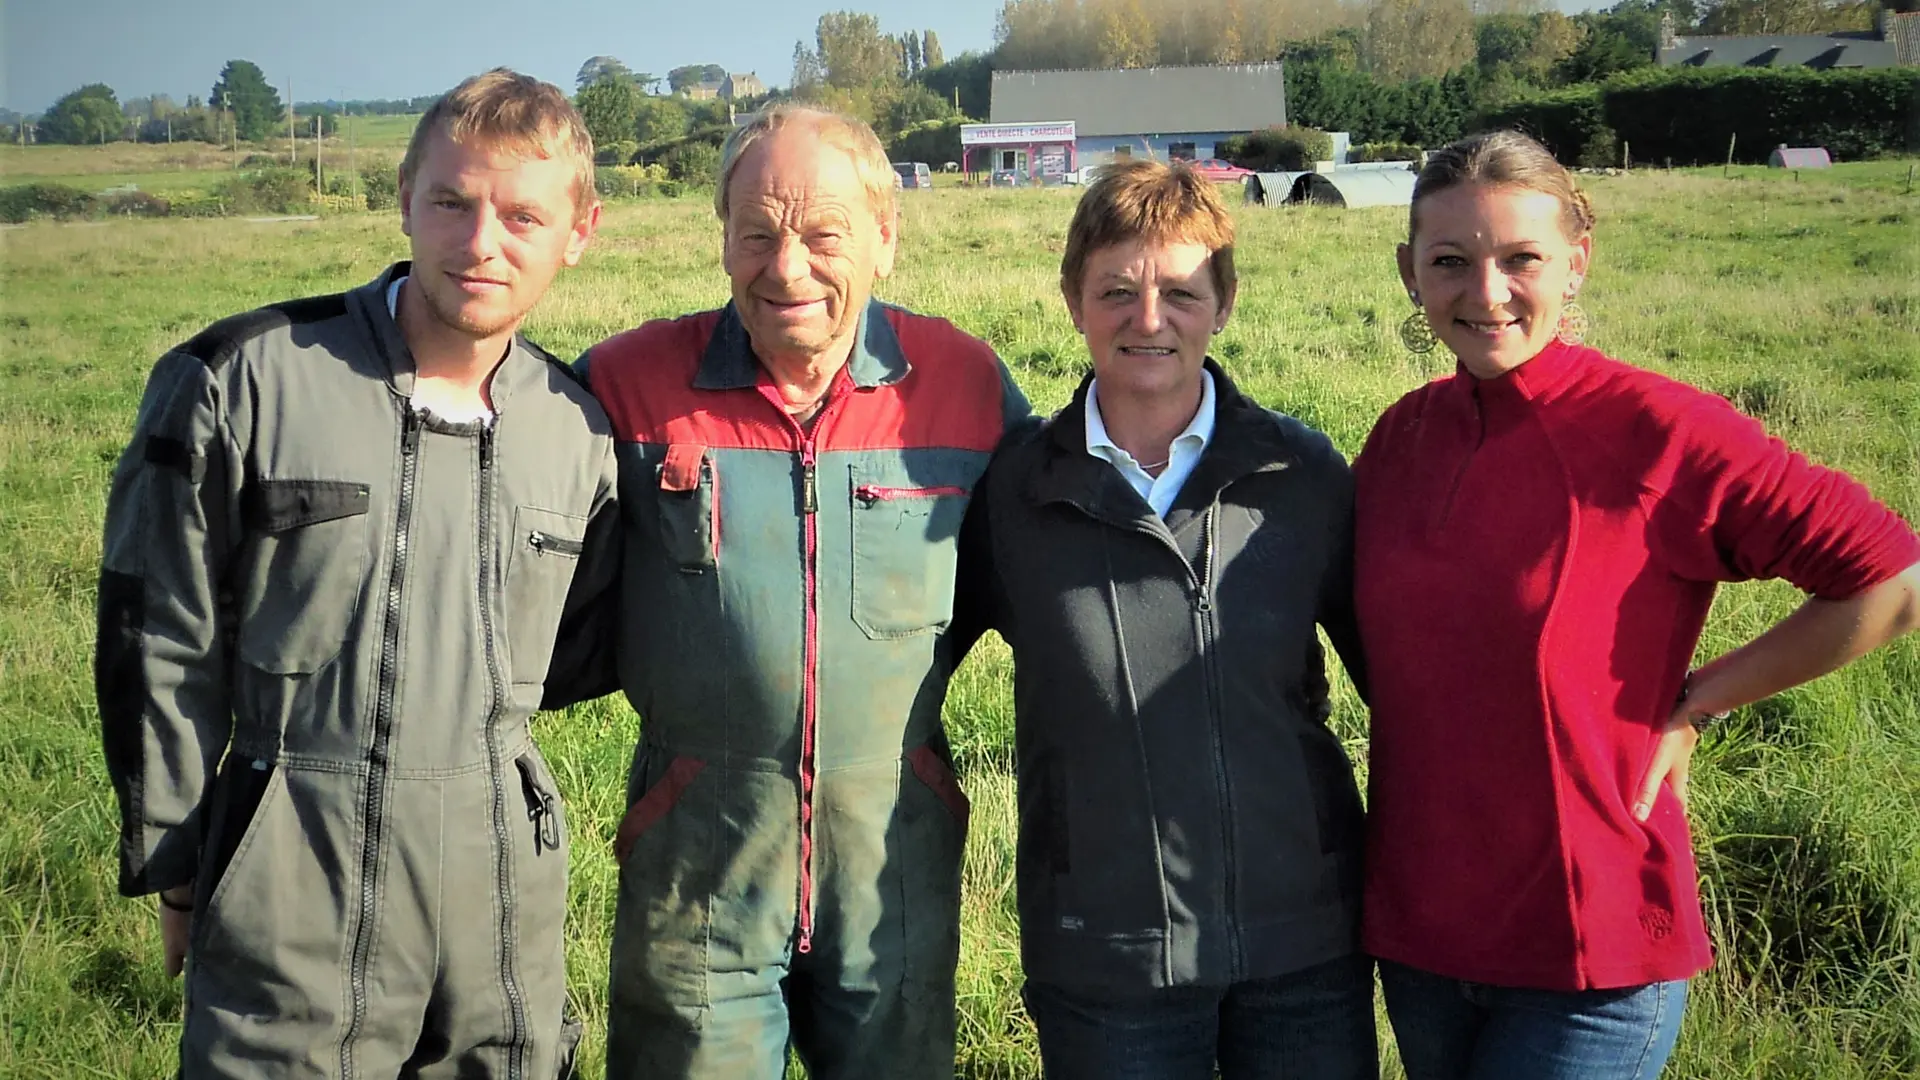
top-left (1354, 130), bottom-right (1920, 1080)
top-left (952, 159), bottom-right (1376, 1080)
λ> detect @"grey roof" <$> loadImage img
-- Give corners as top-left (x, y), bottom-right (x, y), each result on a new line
top-left (991, 64), bottom-right (1286, 138)
top-left (1887, 12), bottom-right (1920, 65)
top-left (1658, 32), bottom-right (1895, 69)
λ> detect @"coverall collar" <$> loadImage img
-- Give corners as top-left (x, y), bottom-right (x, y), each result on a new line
top-left (694, 298), bottom-right (912, 392)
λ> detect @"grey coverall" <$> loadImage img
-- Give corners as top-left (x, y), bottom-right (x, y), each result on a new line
top-left (95, 264), bottom-right (618, 1078)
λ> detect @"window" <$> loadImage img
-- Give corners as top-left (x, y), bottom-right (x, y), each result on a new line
top-left (1000, 149), bottom-right (1019, 171)
top-left (1111, 145), bottom-right (1132, 160)
top-left (1169, 142), bottom-right (1197, 161)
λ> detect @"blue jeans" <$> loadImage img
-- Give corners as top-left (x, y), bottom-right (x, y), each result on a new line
top-left (1378, 959), bottom-right (1687, 1080)
top-left (1021, 954), bottom-right (1379, 1080)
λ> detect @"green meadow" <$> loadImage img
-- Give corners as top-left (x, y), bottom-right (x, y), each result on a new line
top-left (2, 164), bottom-right (1916, 1078)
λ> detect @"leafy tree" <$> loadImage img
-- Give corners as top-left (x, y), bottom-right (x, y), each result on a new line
top-left (880, 84), bottom-right (953, 141)
top-left (577, 56), bottom-right (633, 90)
top-left (917, 51), bottom-right (994, 119)
top-left (1697, 0), bottom-right (1874, 33)
top-left (816, 12), bottom-right (900, 88)
top-left (634, 95), bottom-right (691, 145)
top-left (922, 29), bottom-right (945, 68)
top-left (1364, 0), bottom-right (1476, 82)
top-left (575, 78), bottom-right (644, 151)
top-left (668, 64), bottom-right (728, 93)
top-left (41, 84), bottom-right (126, 144)
top-left (792, 40), bottom-right (825, 96)
top-left (903, 30), bottom-right (923, 77)
top-left (212, 60), bottom-right (284, 143)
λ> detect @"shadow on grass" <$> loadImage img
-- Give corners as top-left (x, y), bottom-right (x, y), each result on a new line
top-left (75, 943), bottom-right (182, 1026)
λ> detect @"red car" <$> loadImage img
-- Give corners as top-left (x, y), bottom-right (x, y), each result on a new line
top-left (1184, 158), bottom-right (1253, 182)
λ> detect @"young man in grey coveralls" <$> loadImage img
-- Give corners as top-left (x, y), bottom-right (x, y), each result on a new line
top-left (94, 70), bottom-right (615, 1078)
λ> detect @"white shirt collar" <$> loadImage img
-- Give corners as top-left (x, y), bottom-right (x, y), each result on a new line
top-left (1085, 368), bottom-right (1217, 517)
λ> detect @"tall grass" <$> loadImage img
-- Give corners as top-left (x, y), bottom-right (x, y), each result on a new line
top-left (1, 163), bottom-right (1915, 1077)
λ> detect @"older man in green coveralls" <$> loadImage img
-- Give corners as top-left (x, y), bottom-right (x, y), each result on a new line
top-left (564, 105), bottom-right (1030, 1078)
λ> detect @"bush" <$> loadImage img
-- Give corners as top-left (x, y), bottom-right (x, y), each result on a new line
top-left (0, 183), bottom-right (99, 223)
top-left (313, 193), bottom-right (365, 214)
top-left (595, 139), bottom-right (638, 167)
top-left (656, 180), bottom-right (685, 199)
top-left (595, 164), bottom-right (668, 199)
top-left (1218, 126), bottom-right (1335, 172)
top-left (1352, 141), bottom-right (1422, 163)
top-left (1477, 85), bottom-right (1612, 168)
top-left (213, 168), bottom-right (311, 214)
top-left (662, 140), bottom-right (722, 186)
top-left (101, 191), bottom-right (171, 217)
top-left (360, 164), bottom-right (399, 210)
top-left (890, 117), bottom-right (965, 171)
top-left (157, 190), bottom-right (226, 218)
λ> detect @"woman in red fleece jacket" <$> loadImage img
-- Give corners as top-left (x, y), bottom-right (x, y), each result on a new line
top-left (1352, 130), bottom-right (1920, 1080)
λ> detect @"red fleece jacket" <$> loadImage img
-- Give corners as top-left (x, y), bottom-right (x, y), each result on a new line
top-left (1352, 340), bottom-right (1920, 991)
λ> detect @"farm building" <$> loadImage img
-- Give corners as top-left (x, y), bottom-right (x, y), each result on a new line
top-left (959, 121), bottom-right (1080, 185)
top-left (986, 62), bottom-right (1289, 179)
top-left (1655, 8), bottom-right (1919, 69)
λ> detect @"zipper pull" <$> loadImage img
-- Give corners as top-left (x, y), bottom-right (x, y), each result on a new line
top-left (401, 408), bottom-right (420, 455)
top-left (479, 426), bottom-right (494, 472)
top-left (802, 460), bottom-right (818, 515)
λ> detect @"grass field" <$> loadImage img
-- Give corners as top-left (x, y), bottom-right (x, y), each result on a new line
top-left (0, 117), bottom-right (419, 193)
top-left (2, 163), bottom-right (1917, 1078)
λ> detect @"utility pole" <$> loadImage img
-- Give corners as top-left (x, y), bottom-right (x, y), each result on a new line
top-left (288, 79), bottom-right (296, 166)
top-left (347, 108), bottom-right (356, 198)
top-left (223, 92), bottom-right (236, 169)
top-left (314, 114), bottom-right (323, 193)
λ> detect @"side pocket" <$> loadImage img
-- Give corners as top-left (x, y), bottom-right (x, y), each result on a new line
top-left (654, 444), bottom-right (717, 574)
top-left (614, 754), bottom-right (706, 864)
top-left (1300, 730), bottom-right (1365, 856)
top-left (197, 757), bottom-right (279, 920)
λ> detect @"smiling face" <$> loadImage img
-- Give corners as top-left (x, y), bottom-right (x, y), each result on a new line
top-left (721, 127), bottom-right (897, 371)
top-left (398, 125), bottom-right (597, 343)
top-left (1066, 237), bottom-right (1234, 404)
top-left (1399, 182), bottom-right (1591, 380)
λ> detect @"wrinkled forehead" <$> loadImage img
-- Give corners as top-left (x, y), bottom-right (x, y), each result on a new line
top-left (727, 132), bottom-right (882, 223)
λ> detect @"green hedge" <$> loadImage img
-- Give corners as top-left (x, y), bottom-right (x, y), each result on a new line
top-left (1479, 67), bottom-right (1918, 168)
top-left (1478, 85), bottom-right (1615, 168)
top-left (1604, 66), bottom-right (1919, 165)
top-left (1351, 141), bottom-right (1423, 163)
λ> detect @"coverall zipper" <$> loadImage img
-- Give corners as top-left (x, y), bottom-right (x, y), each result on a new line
top-left (787, 394), bottom-right (847, 957)
top-left (478, 426), bottom-right (531, 1078)
top-left (340, 406), bottom-right (418, 1078)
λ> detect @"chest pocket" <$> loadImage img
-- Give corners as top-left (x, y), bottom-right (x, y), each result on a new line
top-left (848, 461), bottom-right (976, 639)
top-left (235, 479), bottom-right (370, 674)
top-left (505, 505), bottom-right (588, 687)
top-left (653, 443), bottom-right (717, 574)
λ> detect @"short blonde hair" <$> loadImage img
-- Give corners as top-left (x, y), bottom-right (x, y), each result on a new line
top-left (401, 68), bottom-right (597, 216)
top-left (1060, 159), bottom-right (1237, 302)
top-left (1411, 130), bottom-right (1595, 243)
top-left (714, 104), bottom-right (896, 227)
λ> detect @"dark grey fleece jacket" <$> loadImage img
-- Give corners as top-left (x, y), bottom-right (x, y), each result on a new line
top-left (953, 361), bottom-right (1368, 996)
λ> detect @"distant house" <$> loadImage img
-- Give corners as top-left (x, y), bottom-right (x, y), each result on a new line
top-left (721, 73), bottom-right (767, 102)
top-left (683, 81), bottom-right (723, 101)
top-left (1655, 9), bottom-right (1916, 69)
top-left (984, 62), bottom-right (1288, 181)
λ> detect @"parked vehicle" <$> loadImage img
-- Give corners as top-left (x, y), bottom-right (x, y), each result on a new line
top-left (1185, 158), bottom-right (1254, 182)
top-left (892, 161), bottom-right (933, 189)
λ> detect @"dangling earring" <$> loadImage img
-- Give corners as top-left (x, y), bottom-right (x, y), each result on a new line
top-left (1556, 299), bottom-right (1589, 347)
top-left (1399, 293), bottom-right (1437, 355)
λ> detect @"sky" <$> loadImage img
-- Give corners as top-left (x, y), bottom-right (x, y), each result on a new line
top-left (1, 0), bottom-right (1608, 115)
top-left (1, 0), bottom-right (1009, 113)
